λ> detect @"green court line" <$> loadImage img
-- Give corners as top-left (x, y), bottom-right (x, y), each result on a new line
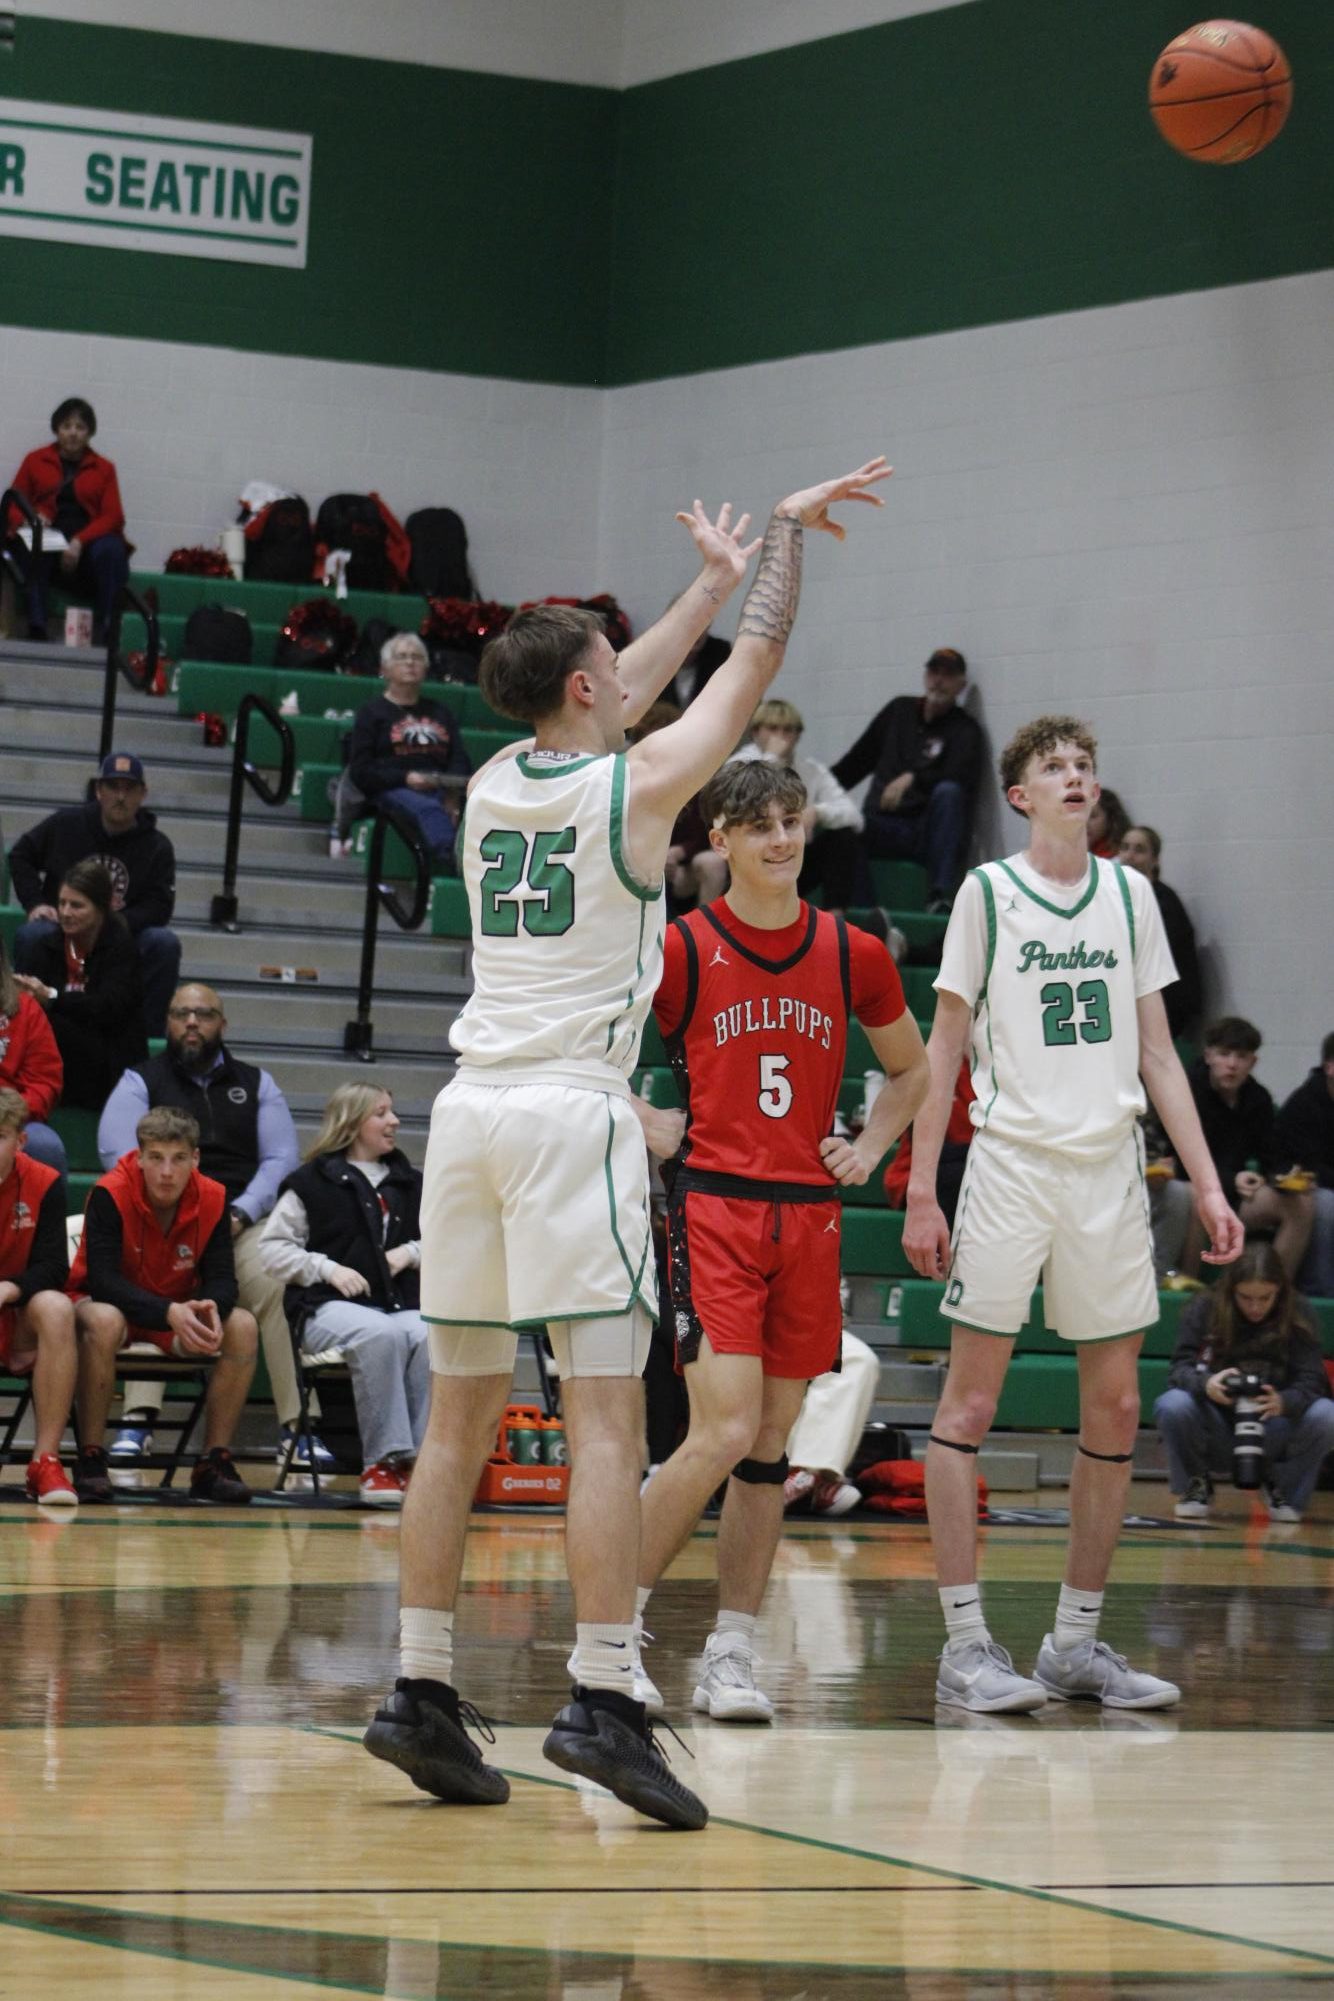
top-left (313, 1725), bottom-right (1334, 1972)
top-left (3, 1884), bottom-right (1329, 1991)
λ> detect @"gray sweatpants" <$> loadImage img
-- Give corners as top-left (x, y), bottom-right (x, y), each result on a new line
top-left (302, 1301), bottom-right (431, 1469)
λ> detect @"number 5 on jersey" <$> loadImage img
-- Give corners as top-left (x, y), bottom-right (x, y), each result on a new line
top-left (758, 1052), bottom-right (793, 1120)
top-left (479, 827), bottom-right (576, 937)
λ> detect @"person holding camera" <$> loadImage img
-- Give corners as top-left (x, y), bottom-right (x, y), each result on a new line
top-left (1154, 1243), bottom-right (1334, 1524)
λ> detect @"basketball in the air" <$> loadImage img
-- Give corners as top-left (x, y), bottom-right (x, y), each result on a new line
top-left (1149, 19), bottom-right (1292, 163)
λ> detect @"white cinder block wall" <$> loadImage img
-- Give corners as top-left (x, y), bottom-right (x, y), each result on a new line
top-left (0, 326), bottom-right (604, 606)
top-left (599, 270), bottom-right (1334, 1096)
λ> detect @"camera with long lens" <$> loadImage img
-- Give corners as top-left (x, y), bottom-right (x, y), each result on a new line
top-left (1224, 1369), bottom-right (1267, 1490)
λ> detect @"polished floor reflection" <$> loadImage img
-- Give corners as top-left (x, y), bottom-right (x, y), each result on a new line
top-left (2, 1480), bottom-right (1332, 1997)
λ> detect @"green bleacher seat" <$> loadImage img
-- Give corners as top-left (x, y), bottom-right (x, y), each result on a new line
top-left (48, 1106), bottom-right (101, 1173)
top-left (176, 659), bottom-right (516, 735)
top-left (895, 911), bottom-right (948, 956)
top-left (631, 1067), bottom-right (681, 1109)
top-left (294, 762), bottom-right (340, 822)
top-left (993, 1355), bottom-right (1172, 1430)
top-left (0, 904), bottom-right (24, 954)
top-left (840, 1207), bottom-right (911, 1276)
top-left (132, 568), bottom-right (425, 631)
top-left (430, 877), bottom-right (471, 937)
top-left (869, 859), bottom-right (929, 911)
top-left (67, 1171), bottom-right (98, 1212)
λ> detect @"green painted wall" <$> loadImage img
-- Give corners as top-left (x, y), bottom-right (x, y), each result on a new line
top-left (608, 0), bottom-right (1334, 382)
top-left (1, 4), bottom-right (1331, 388)
top-left (0, 17), bottom-right (616, 384)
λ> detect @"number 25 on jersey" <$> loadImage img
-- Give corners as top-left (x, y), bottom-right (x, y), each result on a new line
top-left (479, 827), bottom-right (576, 937)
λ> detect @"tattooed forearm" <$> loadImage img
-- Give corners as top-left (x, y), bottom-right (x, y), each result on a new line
top-left (736, 512), bottom-right (803, 645)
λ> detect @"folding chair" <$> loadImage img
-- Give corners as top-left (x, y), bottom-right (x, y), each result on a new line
top-left (274, 1321), bottom-right (357, 1497)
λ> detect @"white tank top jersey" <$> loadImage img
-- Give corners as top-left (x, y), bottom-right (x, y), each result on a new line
top-left (449, 748), bottom-right (665, 1084)
top-left (934, 853), bottom-right (1177, 1160)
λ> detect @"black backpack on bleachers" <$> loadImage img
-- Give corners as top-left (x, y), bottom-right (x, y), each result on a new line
top-left (405, 507), bottom-right (474, 600)
top-left (243, 496), bottom-right (314, 584)
top-left (183, 604), bottom-right (253, 664)
top-left (315, 494), bottom-right (389, 591)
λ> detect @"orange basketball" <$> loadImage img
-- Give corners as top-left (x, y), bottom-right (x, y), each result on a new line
top-left (1149, 19), bottom-right (1292, 163)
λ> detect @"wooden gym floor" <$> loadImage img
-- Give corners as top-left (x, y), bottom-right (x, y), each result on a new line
top-left (1, 1478), bottom-right (1332, 1998)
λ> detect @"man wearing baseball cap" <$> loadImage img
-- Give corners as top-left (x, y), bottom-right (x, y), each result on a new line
top-left (9, 752), bottom-right (180, 1033)
top-left (832, 648), bottom-right (983, 913)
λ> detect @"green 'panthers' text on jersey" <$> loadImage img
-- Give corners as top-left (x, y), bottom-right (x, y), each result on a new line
top-left (450, 748), bottom-right (665, 1083)
top-left (935, 853), bottom-right (1176, 1160)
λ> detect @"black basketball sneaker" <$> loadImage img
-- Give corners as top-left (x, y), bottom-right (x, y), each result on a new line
top-left (543, 1685), bottom-right (708, 1830)
top-left (363, 1678), bottom-right (510, 1804)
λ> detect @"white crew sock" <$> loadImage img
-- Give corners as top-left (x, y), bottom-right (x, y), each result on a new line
top-left (400, 1606), bottom-right (454, 1685)
top-left (575, 1622), bottom-right (638, 1694)
top-left (939, 1584), bottom-right (989, 1651)
top-left (713, 1609), bottom-right (758, 1649)
top-left (1052, 1583), bottom-right (1103, 1652)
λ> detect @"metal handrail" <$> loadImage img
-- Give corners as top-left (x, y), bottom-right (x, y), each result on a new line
top-left (100, 585), bottom-right (161, 760)
top-left (343, 804), bottom-right (431, 1060)
top-left (209, 693), bottom-right (296, 931)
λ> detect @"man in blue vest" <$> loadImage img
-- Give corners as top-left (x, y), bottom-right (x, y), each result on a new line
top-left (96, 981), bottom-right (326, 1478)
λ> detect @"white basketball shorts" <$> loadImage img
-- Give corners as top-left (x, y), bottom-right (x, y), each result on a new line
top-left (419, 1074), bottom-right (656, 1334)
top-left (940, 1127), bottom-right (1157, 1342)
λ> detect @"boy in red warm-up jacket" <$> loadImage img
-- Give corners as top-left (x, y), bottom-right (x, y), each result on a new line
top-left (0, 1088), bottom-right (78, 1505)
top-left (69, 1106), bottom-right (256, 1503)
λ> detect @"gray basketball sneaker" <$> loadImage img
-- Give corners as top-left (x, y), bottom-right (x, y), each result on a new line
top-left (1033, 1635), bottom-right (1180, 1709)
top-left (935, 1638), bottom-right (1047, 1714)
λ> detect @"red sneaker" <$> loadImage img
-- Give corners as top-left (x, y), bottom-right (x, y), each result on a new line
top-left (360, 1460), bottom-right (407, 1508)
top-left (809, 1474), bottom-right (861, 1518)
top-left (27, 1454), bottom-right (78, 1508)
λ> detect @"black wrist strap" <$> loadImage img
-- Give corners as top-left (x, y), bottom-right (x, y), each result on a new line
top-left (929, 1432), bottom-right (979, 1456)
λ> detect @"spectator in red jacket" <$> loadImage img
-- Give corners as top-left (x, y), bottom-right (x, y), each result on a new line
top-left (0, 1087), bottom-right (79, 1506)
top-left (69, 1105), bottom-right (257, 1503)
top-left (0, 936), bottom-right (67, 1182)
top-left (5, 397), bottom-right (131, 644)
top-left (883, 1060), bottom-right (974, 1228)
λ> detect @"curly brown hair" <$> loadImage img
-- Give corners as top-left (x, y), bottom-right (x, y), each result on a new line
top-left (699, 757), bottom-right (807, 831)
top-left (998, 715), bottom-right (1099, 799)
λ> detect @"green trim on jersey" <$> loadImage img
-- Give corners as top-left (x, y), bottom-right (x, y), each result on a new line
top-left (608, 753), bottom-right (658, 904)
top-left (1112, 860), bottom-right (1136, 960)
top-left (971, 868), bottom-right (997, 986)
top-left (943, 1314), bottom-right (1017, 1339)
top-left (605, 896), bottom-right (650, 1061)
top-left (969, 871), bottom-right (1000, 1127)
top-left (996, 855), bottom-right (1100, 920)
top-left (516, 752), bottom-right (600, 780)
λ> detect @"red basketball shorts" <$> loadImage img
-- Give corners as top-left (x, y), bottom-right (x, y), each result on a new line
top-left (666, 1188), bottom-right (842, 1380)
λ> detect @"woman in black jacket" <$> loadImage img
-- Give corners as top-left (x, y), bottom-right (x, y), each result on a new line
top-left (1154, 1243), bottom-right (1334, 1523)
top-left (13, 859), bottom-right (146, 1108)
top-left (258, 1083), bottom-right (427, 1506)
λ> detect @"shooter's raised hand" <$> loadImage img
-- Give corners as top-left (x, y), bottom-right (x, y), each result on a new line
top-left (774, 457), bottom-right (892, 540)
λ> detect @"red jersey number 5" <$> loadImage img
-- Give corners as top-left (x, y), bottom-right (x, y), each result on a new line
top-left (758, 1053), bottom-right (793, 1120)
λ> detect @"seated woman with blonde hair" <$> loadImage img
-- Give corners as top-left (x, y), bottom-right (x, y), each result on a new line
top-left (259, 1083), bottom-right (428, 1506)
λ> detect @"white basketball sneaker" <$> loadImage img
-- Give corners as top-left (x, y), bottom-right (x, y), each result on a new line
top-left (935, 1638), bottom-right (1047, 1714)
top-left (691, 1631), bottom-right (775, 1723)
top-left (1033, 1635), bottom-right (1180, 1709)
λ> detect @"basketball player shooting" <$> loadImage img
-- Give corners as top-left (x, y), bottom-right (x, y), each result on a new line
top-left (364, 457), bottom-right (891, 1828)
top-left (903, 716), bottom-right (1244, 1715)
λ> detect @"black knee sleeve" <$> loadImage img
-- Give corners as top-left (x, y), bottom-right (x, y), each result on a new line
top-left (732, 1453), bottom-right (789, 1486)
top-left (1078, 1442), bottom-right (1133, 1464)
top-left (929, 1433), bottom-right (979, 1456)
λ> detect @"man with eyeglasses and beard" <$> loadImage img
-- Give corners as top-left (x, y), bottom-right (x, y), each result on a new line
top-left (95, 981), bottom-right (321, 1481)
